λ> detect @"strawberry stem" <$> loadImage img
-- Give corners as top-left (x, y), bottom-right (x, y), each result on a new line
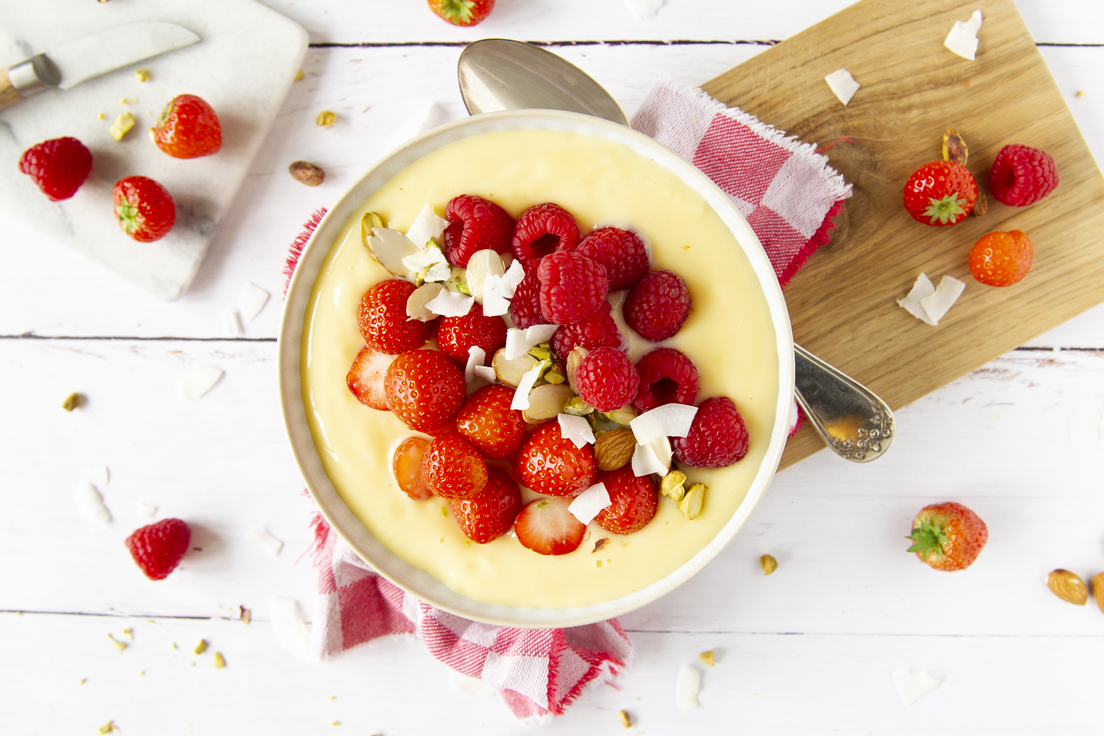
top-left (906, 520), bottom-right (948, 561)
top-left (923, 194), bottom-right (967, 225)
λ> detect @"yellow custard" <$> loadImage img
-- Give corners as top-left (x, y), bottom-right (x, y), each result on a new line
top-left (300, 128), bottom-right (781, 609)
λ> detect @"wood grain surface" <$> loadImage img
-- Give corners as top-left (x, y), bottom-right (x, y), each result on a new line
top-left (703, 0), bottom-right (1104, 468)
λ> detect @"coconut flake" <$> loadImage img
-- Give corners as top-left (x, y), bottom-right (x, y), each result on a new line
top-left (405, 204), bottom-right (448, 249)
top-left (897, 273), bottom-right (937, 325)
top-left (176, 364), bottom-right (224, 400)
top-left (136, 502), bottom-right (158, 519)
top-left (473, 365), bottom-right (497, 383)
top-left (238, 282), bottom-right (270, 322)
top-left (631, 403), bottom-right (698, 444)
top-left (246, 528), bottom-right (284, 557)
top-left (825, 69), bottom-right (860, 105)
top-left (482, 259), bottom-right (526, 316)
top-left (945, 10), bottom-right (983, 60)
top-left (920, 275), bottom-right (966, 324)
top-left (568, 482), bottom-right (611, 525)
top-left (505, 324), bottom-right (559, 360)
top-left (510, 361), bottom-right (547, 411)
top-left (224, 310), bottom-right (243, 337)
top-left (75, 482), bottom-right (111, 524)
top-left (426, 290), bottom-right (475, 318)
top-left (626, 0), bottom-right (664, 19)
top-left (558, 413), bottom-right (595, 449)
top-left (88, 466), bottom-right (110, 488)
top-left (892, 668), bottom-right (943, 706)
top-left (270, 596), bottom-right (312, 661)
top-left (402, 244), bottom-right (450, 282)
top-left (464, 346), bottom-right (488, 385)
top-left (632, 441), bottom-right (668, 477)
top-left (676, 664), bottom-right (700, 711)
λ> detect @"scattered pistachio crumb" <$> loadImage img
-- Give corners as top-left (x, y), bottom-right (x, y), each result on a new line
top-left (1076, 90), bottom-right (1084, 97)
top-left (123, 628), bottom-right (133, 639)
top-left (760, 554), bottom-right (778, 576)
top-left (699, 650), bottom-right (715, 667)
top-left (80, 678), bottom-right (87, 685)
top-left (316, 110), bottom-right (336, 127)
top-left (681, 244), bottom-right (691, 250)
top-left (240, 606), bottom-right (251, 625)
top-left (330, 696), bottom-right (336, 700)
top-left (194, 639), bottom-right (208, 655)
top-left (171, 642), bottom-right (178, 650)
top-left (109, 111), bottom-right (136, 141)
top-left (332, 722), bottom-right (340, 727)
top-left (660, 469), bottom-right (687, 502)
top-left (213, 652), bottom-right (226, 669)
top-left (294, 69), bottom-right (305, 81)
top-left (441, 506), bottom-right (448, 517)
top-left (134, 69), bottom-right (150, 82)
top-left (99, 722), bottom-right (117, 734)
top-left (619, 710), bottom-right (631, 728)
top-left (592, 538), bottom-right (609, 553)
top-left (61, 392), bottom-right (82, 411)
top-left (138, 670), bottom-right (145, 676)
top-left (678, 482), bottom-right (705, 519)
top-left (107, 634), bottom-right (127, 652)
top-left (98, 112), bottom-right (105, 120)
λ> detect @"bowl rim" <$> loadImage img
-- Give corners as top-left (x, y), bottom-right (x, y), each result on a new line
top-left (278, 109), bottom-right (795, 628)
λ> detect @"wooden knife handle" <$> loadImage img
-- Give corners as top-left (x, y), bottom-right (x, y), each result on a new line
top-left (0, 67), bottom-right (25, 112)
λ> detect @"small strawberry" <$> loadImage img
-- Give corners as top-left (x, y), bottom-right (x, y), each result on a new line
top-left (450, 467), bottom-right (522, 544)
top-left (443, 194), bottom-right (514, 267)
top-left (125, 518), bottom-right (191, 580)
top-left (421, 433), bottom-right (488, 499)
top-left (151, 94), bottom-right (222, 159)
top-left (595, 466), bottom-right (659, 535)
top-left (455, 384), bottom-right (527, 459)
top-left (907, 501), bottom-right (988, 571)
top-left (514, 496), bottom-right (586, 556)
top-left (538, 251), bottom-right (609, 324)
top-left (672, 396), bottom-right (750, 469)
top-left (623, 269), bottom-right (691, 341)
top-left (574, 346), bottom-right (639, 412)
top-left (508, 259), bottom-right (550, 329)
top-left (428, 0), bottom-right (494, 27)
top-left (511, 202), bottom-right (580, 263)
top-left (515, 422), bottom-right (597, 497)
top-left (902, 160), bottom-right (977, 226)
top-left (969, 230), bottom-right (1033, 287)
top-left (549, 299), bottom-right (622, 358)
top-left (392, 436), bottom-right (434, 500)
top-left (346, 346), bottom-right (396, 411)
top-left (18, 136), bottom-right (93, 201)
top-left (384, 349), bottom-right (466, 433)
top-left (576, 226), bottom-right (650, 291)
top-left (436, 303), bottom-right (507, 366)
top-left (634, 347), bottom-right (699, 413)
top-left (987, 144), bottom-right (1059, 207)
top-left (358, 279), bottom-right (433, 354)
top-left (112, 176), bottom-right (176, 242)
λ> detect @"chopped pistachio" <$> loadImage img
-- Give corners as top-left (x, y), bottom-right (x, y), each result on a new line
top-left (455, 281), bottom-right (471, 296)
top-left (240, 606), bottom-right (251, 625)
top-left (294, 69), bottom-right (305, 81)
top-left (679, 482), bottom-right (705, 519)
top-left (108, 112), bottom-right (136, 141)
top-left (315, 110), bottom-right (336, 127)
top-left (194, 639), bottom-right (208, 655)
top-left (619, 710), bottom-right (631, 728)
top-left (123, 628), bottom-right (133, 639)
top-left (360, 212), bottom-right (385, 249)
top-left (604, 405), bottom-right (638, 426)
top-left (699, 650), bottom-right (715, 667)
top-left (134, 69), bottom-right (150, 82)
top-left (528, 346), bottom-right (553, 362)
top-left (660, 469), bottom-right (687, 501)
top-left (61, 392), bottom-right (81, 411)
top-left (592, 538), bottom-right (609, 553)
top-left (107, 634), bottom-right (127, 652)
top-left (99, 722), bottom-right (117, 734)
top-left (544, 370), bottom-right (566, 385)
top-left (562, 396), bottom-right (593, 416)
top-left (213, 652), bottom-right (226, 669)
top-left (760, 554), bottom-right (778, 576)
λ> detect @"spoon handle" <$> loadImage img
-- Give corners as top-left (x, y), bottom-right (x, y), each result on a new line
top-left (793, 344), bottom-right (894, 462)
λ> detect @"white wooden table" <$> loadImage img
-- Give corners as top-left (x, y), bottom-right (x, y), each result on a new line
top-left (2, 1), bottom-right (1102, 733)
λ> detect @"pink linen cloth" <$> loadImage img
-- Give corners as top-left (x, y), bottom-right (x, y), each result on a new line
top-left (289, 81), bottom-right (851, 723)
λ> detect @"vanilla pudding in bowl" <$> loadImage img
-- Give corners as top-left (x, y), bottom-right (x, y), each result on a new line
top-left (279, 110), bottom-right (794, 628)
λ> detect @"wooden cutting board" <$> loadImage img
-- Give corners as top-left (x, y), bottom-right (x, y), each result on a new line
top-left (702, 0), bottom-right (1104, 469)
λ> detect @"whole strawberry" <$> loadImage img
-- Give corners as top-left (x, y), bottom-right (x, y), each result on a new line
top-left (515, 422), bottom-right (597, 497)
top-left (436, 303), bottom-right (507, 365)
top-left (18, 136), bottom-right (93, 201)
top-left (969, 230), bottom-right (1033, 287)
top-left (903, 160), bottom-right (977, 226)
top-left (421, 433), bottom-right (488, 499)
top-left (907, 501), bottom-right (988, 571)
top-left (596, 466), bottom-right (658, 535)
top-left (428, 0), bottom-right (494, 27)
top-left (358, 279), bottom-right (433, 354)
top-left (151, 94), bottom-right (222, 159)
top-left (384, 349), bottom-right (466, 433)
top-left (455, 384), bottom-right (527, 459)
top-left (450, 467), bottom-right (522, 544)
top-left (112, 176), bottom-right (176, 242)
top-left (125, 518), bottom-right (191, 580)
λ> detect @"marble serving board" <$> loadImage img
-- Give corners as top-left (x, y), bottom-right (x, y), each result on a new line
top-left (0, 0), bottom-right (307, 301)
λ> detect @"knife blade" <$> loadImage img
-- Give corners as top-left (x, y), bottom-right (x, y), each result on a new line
top-left (0, 21), bottom-right (201, 111)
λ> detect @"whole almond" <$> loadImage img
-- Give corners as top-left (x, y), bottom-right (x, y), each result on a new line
top-left (594, 427), bottom-right (636, 471)
top-left (1092, 573), bottom-right (1104, 615)
top-left (1047, 569), bottom-right (1088, 605)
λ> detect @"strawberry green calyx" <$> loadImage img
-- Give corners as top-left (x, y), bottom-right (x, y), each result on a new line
top-left (906, 518), bottom-right (949, 562)
top-left (437, 0), bottom-right (479, 24)
top-left (115, 200), bottom-right (141, 236)
top-left (923, 194), bottom-right (968, 225)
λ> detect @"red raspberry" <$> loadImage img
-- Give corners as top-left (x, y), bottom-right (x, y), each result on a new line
top-left (672, 396), bottom-right (750, 469)
top-left (987, 144), bottom-right (1059, 207)
top-left (384, 349), bottom-right (466, 432)
top-left (576, 227), bottom-right (649, 290)
top-left (634, 347), bottom-right (700, 412)
top-left (443, 194), bottom-right (514, 267)
top-left (550, 299), bottom-right (622, 358)
top-left (456, 384), bottom-right (528, 459)
top-left (575, 347), bottom-right (640, 412)
top-left (421, 433), bottom-right (488, 499)
top-left (436, 303), bottom-right (507, 365)
top-left (125, 518), bottom-right (191, 580)
top-left (595, 466), bottom-right (658, 535)
top-left (538, 251), bottom-right (609, 324)
top-left (515, 422), bottom-right (597, 497)
top-left (623, 270), bottom-right (691, 341)
top-left (357, 279), bottom-right (432, 354)
top-left (450, 467), bottom-right (523, 544)
top-left (18, 137), bottom-right (93, 201)
top-left (511, 202), bottom-right (580, 263)
top-left (508, 259), bottom-right (549, 329)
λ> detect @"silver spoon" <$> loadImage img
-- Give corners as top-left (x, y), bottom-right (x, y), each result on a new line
top-left (457, 39), bottom-right (893, 462)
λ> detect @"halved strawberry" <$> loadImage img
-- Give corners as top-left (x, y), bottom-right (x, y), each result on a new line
top-left (515, 422), bottom-right (597, 497)
top-left (514, 497), bottom-right (586, 556)
top-left (450, 467), bottom-right (522, 544)
top-left (392, 436), bottom-right (433, 500)
top-left (346, 346), bottom-right (396, 411)
top-left (384, 349), bottom-right (466, 433)
top-left (456, 384), bottom-right (527, 459)
top-left (595, 466), bottom-right (658, 535)
top-left (421, 433), bottom-right (488, 499)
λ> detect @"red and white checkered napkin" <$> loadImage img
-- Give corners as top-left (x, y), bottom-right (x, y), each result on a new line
top-left (307, 514), bottom-right (633, 723)
top-left (295, 81), bottom-right (852, 723)
top-left (632, 81), bottom-right (852, 286)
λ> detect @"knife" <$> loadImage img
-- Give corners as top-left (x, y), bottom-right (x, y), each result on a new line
top-left (0, 21), bottom-right (201, 112)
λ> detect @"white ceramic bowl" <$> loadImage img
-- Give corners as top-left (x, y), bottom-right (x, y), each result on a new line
top-left (279, 110), bottom-right (794, 628)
